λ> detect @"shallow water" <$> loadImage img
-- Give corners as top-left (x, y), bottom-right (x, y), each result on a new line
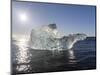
top-left (11, 37), bottom-right (96, 74)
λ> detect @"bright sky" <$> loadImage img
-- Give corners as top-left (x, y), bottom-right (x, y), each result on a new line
top-left (12, 1), bottom-right (96, 37)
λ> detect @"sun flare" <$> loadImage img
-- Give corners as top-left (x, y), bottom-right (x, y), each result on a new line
top-left (19, 12), bottom-right (28, 22)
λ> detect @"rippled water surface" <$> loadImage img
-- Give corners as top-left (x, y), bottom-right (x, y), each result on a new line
top-left (11, 37), bottom-right (96, 74)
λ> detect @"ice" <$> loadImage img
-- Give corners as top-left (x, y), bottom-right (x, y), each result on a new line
top-left (29, 24), bottom-right (87, 51)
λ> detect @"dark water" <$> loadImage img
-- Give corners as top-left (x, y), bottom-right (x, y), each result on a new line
top-left (11, 37), bottom-right (96, 75)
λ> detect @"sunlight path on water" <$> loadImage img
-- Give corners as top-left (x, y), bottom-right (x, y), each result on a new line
top-left (15, 36), bottom-right (32, 71)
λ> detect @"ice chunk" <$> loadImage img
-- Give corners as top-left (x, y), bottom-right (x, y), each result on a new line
top-left (29, 24), bottom-right (87, 50)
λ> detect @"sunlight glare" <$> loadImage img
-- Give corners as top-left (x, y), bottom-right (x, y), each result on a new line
top-left (19, 12), bottom-right (28, 22)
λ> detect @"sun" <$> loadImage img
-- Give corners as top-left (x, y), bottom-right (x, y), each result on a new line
top-left (19, 12), bottom-right (28, 22)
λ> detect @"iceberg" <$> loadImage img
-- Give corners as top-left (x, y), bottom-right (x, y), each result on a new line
top-left (29, 24), bottom-right (87, 51)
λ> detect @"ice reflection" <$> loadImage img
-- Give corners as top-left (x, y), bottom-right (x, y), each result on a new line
top-left (68, 49), bottom-right (75, 59)
top-left (67, 49), bottom-right (77, 64)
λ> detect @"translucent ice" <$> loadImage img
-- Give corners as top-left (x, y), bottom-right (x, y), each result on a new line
top-left (29, 24), bottom-right (87, 51)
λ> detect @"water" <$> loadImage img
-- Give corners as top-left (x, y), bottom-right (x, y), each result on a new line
top-left (11, 37), bottom-right (96, 74)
